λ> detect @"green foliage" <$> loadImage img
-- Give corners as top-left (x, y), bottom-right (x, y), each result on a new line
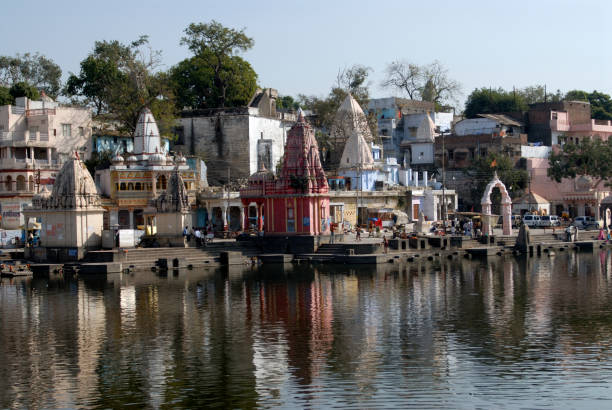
top-left (289, 174), bottom-right (308, 192)
top-left (276, 95), bottom-right (299, 111)
top-left (65, 36), bottom-right (176, 135)
top-left (463, 153), bottom-right (528, 211)
top-left (171, 53), bottom-right (257, 109)
top-left (180, 21), bottom-right (255, 108)
top-left (464, 88), bottom-right (527, 118)
top-left (0, 53), bottom-right (62, 97)
top-left (84, 150), bottom-right (115, 176)
top-left (548, 138), bottom-right (612, 186)
top-left (0, 86), bottom-right (13, 105)
top-left (9, 81), bottom-right (40, 100)
top-left (565, 90), bottom-right (612, 120)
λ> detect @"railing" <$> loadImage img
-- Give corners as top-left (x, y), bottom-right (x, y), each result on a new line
top-left (39, 133), bottom-right (49, 141)
top-left (26, 108), bottom-right (56, 117)
top-left (11, 106), bottom-right (25, 115)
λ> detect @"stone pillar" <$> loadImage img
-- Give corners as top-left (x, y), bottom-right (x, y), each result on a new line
top-left (502, 200), bottom-right (513, 236)
top-left (207, 203), bottom-right (212, 227)
top-left (129, 209), bottom-right (134, 229)
top-left (257, 203), bottom-right (263, 231)
top-left (29, 147), bottom-right (34, 164)
top-left (222, 207), bottom-right (228, 231)
top-left (47, 147), bottom-right (52, 164)
top-left (151, 172), bottom-right (157, 197)
top-left (413, 171), bottom-right (419, 187)
top-left (241, 206), bottom-right (246, 231)
top-left (482, 201), bottom-right (492, 236)
top-left (423, 171), bottom-right (428, 187)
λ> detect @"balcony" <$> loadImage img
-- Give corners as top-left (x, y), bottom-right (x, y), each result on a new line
top-left (0, 158), bottom-right (59, 169)
top-left (0, 131), bottom-right (53, 146)
top-left (26, 108), bottom-right (56, 117)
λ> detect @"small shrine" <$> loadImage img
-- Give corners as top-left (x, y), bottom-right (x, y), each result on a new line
top-left (241, 110), bottom-right (330, 250)
top-left (144, 169), bottom-right (192, 247)
top-left (23, 155), bottom-right (105, 261)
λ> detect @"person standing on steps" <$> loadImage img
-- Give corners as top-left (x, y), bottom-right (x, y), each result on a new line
top-left (383, 235), bottom-right (389, 254)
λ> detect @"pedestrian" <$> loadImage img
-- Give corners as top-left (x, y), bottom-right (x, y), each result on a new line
top-left (383, 235), bottom-right (389, 254)
top-left (195, 229), bottom-right (202, 247)
top-left (356, 227), bottom-right (361, 242)
top-left (330, 223), bottom-right (335, 244)
top-left (183, 226), bottom-right (188, 239)
top-left (598, 228), bottom-right (606, 240)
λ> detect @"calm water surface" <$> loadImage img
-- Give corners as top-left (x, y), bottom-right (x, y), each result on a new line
top-left (2, 251), bottom-right (612, 408)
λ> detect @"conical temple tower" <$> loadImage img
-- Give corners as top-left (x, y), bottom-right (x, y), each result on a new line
top-left (241, 110), bottom-right (331, 246)
top-left (24, 155), bottom-right (105, 261)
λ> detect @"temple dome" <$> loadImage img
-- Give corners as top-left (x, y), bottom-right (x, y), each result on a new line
top-left (175, 153), bottom-right (187, 165)
top-left (330, 94), bottom-right (373, 143)
top-left (248, 163), bottom-right (275, 184)
top-left (339, 129), bottom-right (375, 170)
top-left (149, 152), bottom-right (166, 165)
top-left (133, 107), bottom-right (161, 155)
top-left (111, 153), bottom-right (124, 165)
top-left (127, 155), bottom-right (138, 163)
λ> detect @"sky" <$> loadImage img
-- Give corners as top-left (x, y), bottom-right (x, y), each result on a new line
top-left (2, 0), bottom-right (612, 108)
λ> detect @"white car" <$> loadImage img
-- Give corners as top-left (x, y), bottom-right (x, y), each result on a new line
top-left (522, 214), bottom-right (540, 227)
top-left (539, 215), bottom-right (560, 227)
top-left (572, 216), bottom-right (600, 230)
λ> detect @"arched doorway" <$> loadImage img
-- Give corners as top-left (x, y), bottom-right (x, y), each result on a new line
top-left (481, 172), bottom-right (512, 236)
top-left (16, 175), bottom-right (26, 191)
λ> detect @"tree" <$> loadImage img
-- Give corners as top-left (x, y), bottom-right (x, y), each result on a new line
top-left (463, 153), bottom-right (528, 212)
top-left (0, 53), bottom-right (62, 98)
top-left (65, 36), bottom-right (176, 134)
top-left (9, 82), bottom-right (40, 101)
top-left (464, 88), bottom-right (527, 118)
top-left (180, 21), bottom-right (255, 108)
top-left (548, 138), bottom-right (612, 188)
top-left (382, 60), bottom-right (461, 106)
top-left (519, 85), bottom-right (563, 104)
top-left (170, 52), bottom-right (257, 110)
top-left (0, 86), bottom-right (13, 105)
top-left (276, 95), bottom-right (299, 111)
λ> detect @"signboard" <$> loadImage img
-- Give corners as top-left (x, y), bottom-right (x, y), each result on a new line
top-left (118, 229), bottom-right (145, 248)
top-left (1, 202), bottom-right (22, 229)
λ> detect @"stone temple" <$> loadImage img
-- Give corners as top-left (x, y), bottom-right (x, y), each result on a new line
top-left (24, 155), bottom-right (105, 261)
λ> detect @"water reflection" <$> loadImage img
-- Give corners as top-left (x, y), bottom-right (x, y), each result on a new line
top-left (2, 252), bottom-right (612, 408)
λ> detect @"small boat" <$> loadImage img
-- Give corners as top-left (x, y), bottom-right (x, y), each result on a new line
top-left (0, 262), bottom-right (33, 277)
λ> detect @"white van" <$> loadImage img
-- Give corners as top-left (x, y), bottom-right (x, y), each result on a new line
top-left (523, 214), bottom-right (541, 227)
top-left (539, 215), bottom-right (560, 227)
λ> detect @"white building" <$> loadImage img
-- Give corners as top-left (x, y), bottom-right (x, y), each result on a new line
top-left (0, 95), bottom-right (92, 228)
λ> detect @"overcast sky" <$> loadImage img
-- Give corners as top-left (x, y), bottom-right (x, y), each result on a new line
top-left (2, 0), bottom-right (610, 108)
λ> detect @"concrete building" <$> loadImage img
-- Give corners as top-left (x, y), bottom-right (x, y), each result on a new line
top-left (0, 95), bottom-right (92, 229)
top-left (528, 101), bottom-right (612, 145)
top-left (174, 88), bottom-right (296, 185)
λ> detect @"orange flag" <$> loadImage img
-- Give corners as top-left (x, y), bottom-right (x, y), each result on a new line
top-left (490, 159), bottom-right (497, 168)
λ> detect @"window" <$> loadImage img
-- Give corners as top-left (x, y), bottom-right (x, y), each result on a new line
top-left (5, 176), bottom-right (12, 191)
top-left (120, 182), bottom-right (126, 190)
top-left (79, 127), bottom-right (84, 137)
top-left (448, 149), bottom-right (454, 160)
top-left (16, 175), bottom-right (26, 191)
top-left (287, 207), bottom-right (295, 232)
top-left (135, 182), bottom-right (141, 191)
top-left (62, 124), bottom-right (71, 137)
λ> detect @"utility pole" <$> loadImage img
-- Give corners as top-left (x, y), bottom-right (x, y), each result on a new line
top-left (226, 167), bottom-right (230, 232)
top-left (442, 130), bottom-right (446, 225)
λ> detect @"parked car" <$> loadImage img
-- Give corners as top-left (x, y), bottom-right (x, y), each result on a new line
top-left (539, 215), bottom-right (561, 227)
top-left (522, 214), bottom-right (541, 227)
top-left (572, 216), bottom-right (600, 230)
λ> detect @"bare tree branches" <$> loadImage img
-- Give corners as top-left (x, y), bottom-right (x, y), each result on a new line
top-left (382, 60), bottom-right (461, 107)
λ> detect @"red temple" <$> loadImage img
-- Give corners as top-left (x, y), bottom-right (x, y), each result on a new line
top-left (241, 110), bottom-right (330, 235)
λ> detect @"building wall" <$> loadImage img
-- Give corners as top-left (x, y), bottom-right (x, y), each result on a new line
top-left (410, 143), bottom-right (434, 165)
top-left (248, 116), bottom-right (288, 176)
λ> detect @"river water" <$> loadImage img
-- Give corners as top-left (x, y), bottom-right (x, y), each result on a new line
top-left (2, 250), bottom-right (612, 408)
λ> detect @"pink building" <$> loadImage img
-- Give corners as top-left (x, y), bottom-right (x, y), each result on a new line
top-left (241, 110), bottom-right (330, 236)
top-left (526, 157), bottom-right (610, 220)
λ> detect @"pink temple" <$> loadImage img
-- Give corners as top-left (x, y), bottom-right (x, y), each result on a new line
top-left (240, 110), bottom-right (330, 235)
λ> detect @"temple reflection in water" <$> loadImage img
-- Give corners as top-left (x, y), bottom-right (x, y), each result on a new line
top-left (3, 251), bottom-right (612, 408)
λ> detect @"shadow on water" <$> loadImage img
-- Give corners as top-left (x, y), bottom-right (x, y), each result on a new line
top-left (3, 251), bottom-right (612, 408)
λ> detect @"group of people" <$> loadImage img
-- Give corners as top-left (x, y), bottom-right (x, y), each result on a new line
top-left (183, 226), bottom-right (213, 247)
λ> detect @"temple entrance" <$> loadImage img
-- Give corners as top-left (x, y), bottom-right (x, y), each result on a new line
top-left (481, 173), bottom-right (512, 236)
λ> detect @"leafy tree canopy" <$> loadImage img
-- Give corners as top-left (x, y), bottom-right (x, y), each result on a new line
top-left (171, 52), bottom-right (257, 110)
top-left (180, 21), bottom-right (255, 108)
top-left (548, 137), bottom-right (612, 187)
top-left (9, 81), bottom-right (40, 101)
top-left (65, 36), bottom-right (176, 135)
top-left (464, 85), bottom-right (564, 118)
top-left (0, 53), bottom-right (62, 98)
top-left (0, 86), bottom-right (13, 105)
top-left (276, 95), bottom-right (299, 111)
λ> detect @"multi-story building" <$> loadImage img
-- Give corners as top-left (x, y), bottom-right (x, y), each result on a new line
top-left (0, 95), bottom-right (91, 228)
top-left (528, 101), bottom-right (612, 145)
top-left (173, 88), bottom-right (296, 185)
